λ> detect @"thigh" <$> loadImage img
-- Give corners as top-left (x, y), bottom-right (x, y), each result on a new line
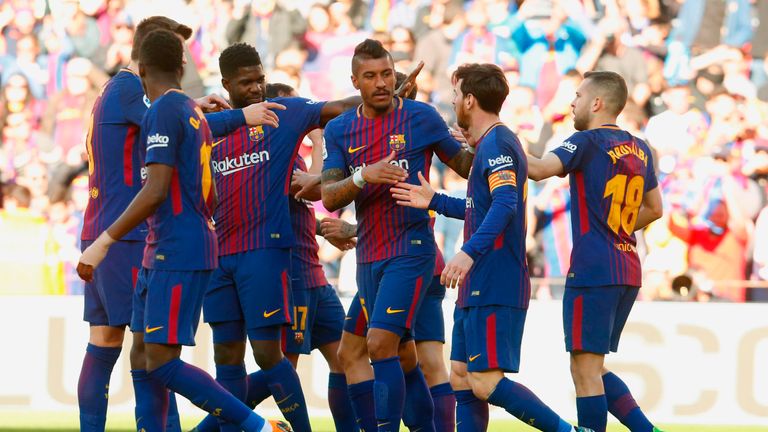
top-left (142, 269), bottom-right (212, 346)
top-left (413, 275), bottom-right (446, 343)
top-left (563, 286), bottom-right (624, 354)
top-left (202, 257), bottom-right (243, 324)
top-left (367, 255), bottom-right (435, 336)
top-left (464, 305), bottom-right (526, 374)
top-left (234, 249), bottom-right (293, 330)
top-left (84, 240), bottom-right (143, 327)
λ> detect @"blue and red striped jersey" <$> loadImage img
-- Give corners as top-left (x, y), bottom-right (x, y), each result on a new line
top-left (290, 158), bottom-right (329, 289)
top-left (551, 125), bottom-right (658, 288)
top-left (459, 125), bottom-right (530, 308)
top-left (141, 90), bottom-right (217, 270)
top-left (82, 69), bottom-right (149, 241)
top-left (323, 97), bottom-right (462, 263)
top-left (212, 97), bottom-right (325, 256)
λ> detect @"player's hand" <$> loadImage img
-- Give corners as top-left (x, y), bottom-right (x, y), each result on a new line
top-left (321, 217), bottom-right (356, 240)
top-left (76, 231), bottom-right (116, 282)
top-left (390, 171), bottom-right (434, 209)
top-left (242, 101), bottom-right (287, 128)
top-left (195, 94), bottom-right (231, 113)
top-left (395, 61), bottom-right (424, 97)
top-left (361, 150), bottom-right (408, 185)
top-left (451, 122), bottom-right (477, 148)
top-left (291, 169), bottom-right (321, 201)
top-left (441, 251), bottom-right (474, 289)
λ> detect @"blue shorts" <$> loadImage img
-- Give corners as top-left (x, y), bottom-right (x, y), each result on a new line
top-left (203, 249), bottom-right (293, 332)
top-left (357, 254), bottom-right (434, 337)
top-left (82, 240), bottom-right (143, 327)
top-left (130, 268), bottom-right (212, 346)
top-left (412, 275), bottom-right (446, 343)
top-left (563, 285), bottom-right (639, 354)
top-left (343, 292), bottom-right (368, 337)
top-left (283, 282), bottom-right (344, 355)
top-left (450, 305), bottom-right (526, 373)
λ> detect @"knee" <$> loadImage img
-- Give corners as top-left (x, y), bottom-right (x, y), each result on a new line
top-left (366, 331), bottom-right (397, 360)
top-left (450, 364), bottom-right (469, 391)
top-left (468, 373), bottom-right (501, 401)
top-left (213, 342), bottom-right (246, 366)
top-left (129, 342), bottom-right (145, 370)
top-left (398, 343), bottom-right (418, 372)
top-left (251, 340), bottom-right (283, 369)
top-left (337, 339), bottom-right (365, 370)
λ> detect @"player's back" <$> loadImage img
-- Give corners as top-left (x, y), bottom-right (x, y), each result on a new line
top-left (141, 90), bottom-right (217, 271)
top-left (461, 125), bottom-right (530, 309)
top-left (289, 158), bottom-right (328, 289)
top-left (552, 125), bottom-right (657, 288)
top-left (211, 97), bottom-right (325, 256)
top-left (324, 98), bottom-right (460, 263)
top-left (82, 69), bottom-right (148, 241)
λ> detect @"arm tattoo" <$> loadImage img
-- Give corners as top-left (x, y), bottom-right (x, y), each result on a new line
top-left (447, 149), bottom-right (474, 179)
top-left (321, 168), bottom-right (361, 211)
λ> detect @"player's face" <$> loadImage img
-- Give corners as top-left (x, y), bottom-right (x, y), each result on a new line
top-left (571, 80), bottom-right (593, 131)
top-left (223, 65), bottom-right (267, 109)
top-left (452, 79), bottom-right (470, 130)
top-left (352, 57), bottom-right (396, 113)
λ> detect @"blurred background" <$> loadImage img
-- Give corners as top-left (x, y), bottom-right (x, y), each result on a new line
top-left (1, 0), bottom-right (768, 301)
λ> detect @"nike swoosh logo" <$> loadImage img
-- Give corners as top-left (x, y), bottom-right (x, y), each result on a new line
top-left (275, 393), bottom-right (294, 405)
top-left (145, 325), bottom-right (164, 334)
top-left (386, 307), bottom-right (405, 314)
top-left (348, 145), bottom-right (366, 153)
top-left (212, 138), bottom-right (226, 148)
top-left (469, 354), bottom-right (481, 362)
top-left (263, 308), bottom-right (281, 318)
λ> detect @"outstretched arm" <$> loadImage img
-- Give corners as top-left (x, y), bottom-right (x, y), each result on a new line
top-left (527, 152), bottom-right (565, 181)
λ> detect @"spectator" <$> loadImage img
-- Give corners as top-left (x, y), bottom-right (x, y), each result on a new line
top-left (644, 84), bottom-right (708, 160)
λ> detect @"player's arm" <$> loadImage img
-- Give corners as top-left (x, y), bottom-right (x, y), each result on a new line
top-left (527, 152), bottom-right (565, 181)
top-left (321, 150), bottom-right (407, 211)
top-left (390, 171), bottom-right (465, 219)
top-left (205, 101), bottom-right (286, 136)
top-left (76, 163), bottom-right (173, 282)
top-left (634, 186), bottom-right (663, 231)
top-left (443, 149), bottom-right (474, 179)
top-left (291, 169), bottom-right (322, 201)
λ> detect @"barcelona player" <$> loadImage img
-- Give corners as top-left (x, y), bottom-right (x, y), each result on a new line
top-left (322, 71), bottom-right (455, 432)
top-left (527, 71), bottom-right (664, 432)
top-left (77, 16), bottom-right (284, 432)
top-left (391, 63), bottom-right (591, 432)
top-left (321, 39), bottom-right (473, 432)
top-left (77, 29), bottom-right (290, 432)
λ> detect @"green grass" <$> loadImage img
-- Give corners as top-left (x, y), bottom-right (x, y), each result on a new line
top-left (1, 413), bottom-right (766, 432)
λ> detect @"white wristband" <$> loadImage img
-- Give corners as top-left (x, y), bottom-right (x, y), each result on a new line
top-left (466, 145), bottom-right (475, 154)
top-left (352, 170), bottom-right (366, 188)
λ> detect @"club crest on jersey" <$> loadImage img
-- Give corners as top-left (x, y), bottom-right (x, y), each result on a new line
top-left (389, 134), bottom-right (406, 151)
top-left (249, 126), bottom-right (264, 142)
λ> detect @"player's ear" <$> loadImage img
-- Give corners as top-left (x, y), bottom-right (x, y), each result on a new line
top-left (351, 74), bottom-right (360, 90)
top-left (221, 77), bottom-right (231, 94)
top-left (592, 96), bottom-right (602, 113)
top-left (138, 62), bottom-right (146, 78)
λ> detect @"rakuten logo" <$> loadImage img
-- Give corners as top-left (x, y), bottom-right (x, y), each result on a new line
top-left (488, 155), bottom-right (514, 167)
top-left (213, 150), bottom-right (270, 176)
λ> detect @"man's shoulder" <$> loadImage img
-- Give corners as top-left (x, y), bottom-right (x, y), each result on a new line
top-left (325, 108), bottom-right (357, 133)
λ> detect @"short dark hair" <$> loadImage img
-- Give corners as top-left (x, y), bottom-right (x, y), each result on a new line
top-left (583, 71), bottom-right (628, 115)
top-left (219, 43), bottom-right (263, 80)
top-left (265, 83), bottom-right (294, 99)
top-left (131, 16), bottom-right (192, 61)
top-left (452, 63), bottom-right (509, 114)
top-left (4, 183), bottom-right (31, 208)
top-left (352, 39), bottom-right (392, 74)
top-left (139, 29), bottom-right (184, 74)
top-left (395, 71), bottom-right (417, 100)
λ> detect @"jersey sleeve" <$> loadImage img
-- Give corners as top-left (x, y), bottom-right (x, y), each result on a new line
top-left (143, 105), bottom-right (182, 167)
top-left (643, 142), bottom-right (659, 192)
top-left (322, 122), bottom-right (347, 175)
top-left (120, 78), bottom-right (150, 125)
top-left (423, 104), bottom-right (462, 162)
top-left (428, 193), bottom-right (466, 219)
top-left (550, 132), bottom-right (589, 174)
top-left (461, 140), bottom-right (519, 260)
top-left (205, 109), bottom-right (245, 138)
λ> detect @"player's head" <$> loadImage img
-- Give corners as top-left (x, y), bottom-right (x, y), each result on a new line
top-left (131, 16), bottom-right (192, 62)
top-left (351, 38), bottom-right (395, 113)
top-left (219, 43), bottom-right (266, 109)
top-left (138, 29), bottom-right (185, 96)
top-left (265, 83), bottom-right (297, 98)
top-left (572, 70), bottom-right (628, 131)
top-left (395, 71), bottom-right (417, 100)
top-left (451, 63), bottom-right (509, 130)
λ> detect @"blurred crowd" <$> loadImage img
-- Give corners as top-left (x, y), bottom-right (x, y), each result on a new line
top-left (1, 0), bottom-right (767, 302)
